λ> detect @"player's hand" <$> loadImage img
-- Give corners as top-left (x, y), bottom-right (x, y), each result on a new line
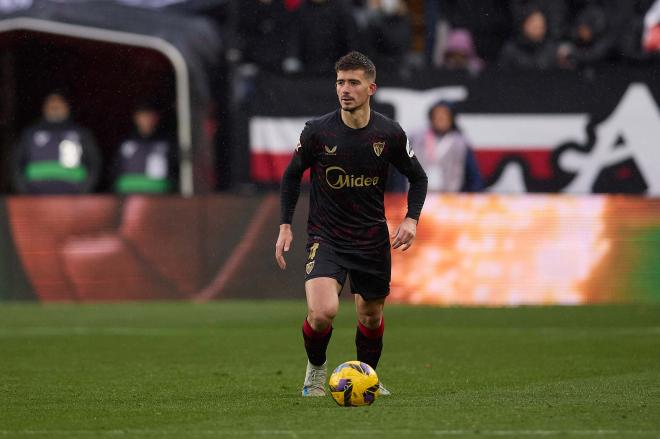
top-left (275, 224), bottom-right (293, 270)
top-left (391, 217), bottom-right (417, 252)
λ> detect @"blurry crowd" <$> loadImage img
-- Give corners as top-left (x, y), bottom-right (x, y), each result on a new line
top-left (9, 0), bottom-right (660, 196)
top-left (229, 0), bottom-right (660, 78)
top-left (228, 0), bottom-right (660, 195)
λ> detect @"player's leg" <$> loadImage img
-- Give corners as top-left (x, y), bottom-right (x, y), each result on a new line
top-left (354, 294), bottom-right (391, 395)
top-left (345, 245), bottom-right (392, 395)
top-left (345, 246), bottom-right (390, 370)
top-left (300, 240), bottom-right (346, 397)
top-left (354, 294), bottom-right (385, 369)
top-left (303, 277), bottom-right (341, 365)
top-left (301, 277), bottom-right (342, 396)
top-left (354, 294), bottom-right (390, 396)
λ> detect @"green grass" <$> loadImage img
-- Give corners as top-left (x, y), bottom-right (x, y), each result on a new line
top-left (1, 301), bottom-right (659, 439)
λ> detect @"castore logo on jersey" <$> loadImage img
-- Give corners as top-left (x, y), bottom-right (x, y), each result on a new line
top-left (324, 145), bottom-right (337, 155)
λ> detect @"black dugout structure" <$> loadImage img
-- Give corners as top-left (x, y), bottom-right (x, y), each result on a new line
top-left (0, 0), bottom-right (228, 194)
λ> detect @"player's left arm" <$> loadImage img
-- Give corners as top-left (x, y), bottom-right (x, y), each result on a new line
top-left (389, 132), bottom-right (428, 251)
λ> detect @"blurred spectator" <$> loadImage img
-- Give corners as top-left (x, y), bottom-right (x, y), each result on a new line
top-left (439, 28), bottom-right (484, 74)
top-left (644, 0), bottom-right (660, 52)
top-left (425, 0), bottom-right (444, 65)
top-left (557, 4), bottom-right (616, 69)
top-left (510, 0), bottom-right (568, 40)
top-left (350, 0), bottom-right (371, 29)
top-left (229, 0), bottom-right (293, 73)
top-left (364, 0), bottom-right (413, 78)
top-left (410, 101), bottom-right (483, 192)
top-left (616, 0), bottom-right (660, 63)
top-left (498, 8), bottom-right (559, 70)
top-left (112, 103), bottom-right (178, 194)
top-left (426, 0), bottom-right (511, 64)
top-left (12, 92), bottom-right (101, 195)
top-left (285, 0), bottom-right (358, 75)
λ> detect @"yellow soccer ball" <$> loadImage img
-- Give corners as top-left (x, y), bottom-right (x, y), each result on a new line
top-left (328, 361), bottom-right (379, 407)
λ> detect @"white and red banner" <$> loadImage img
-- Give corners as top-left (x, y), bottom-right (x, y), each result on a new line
top-left (247, 71), bottom-right (660, 195)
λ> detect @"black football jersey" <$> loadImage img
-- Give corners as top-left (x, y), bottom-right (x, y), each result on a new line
top-left (281, 109), bottom-right (427, 251)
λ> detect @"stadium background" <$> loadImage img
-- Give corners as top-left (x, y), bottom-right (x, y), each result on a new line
top-left (0, 0), bottom-right (659, 306)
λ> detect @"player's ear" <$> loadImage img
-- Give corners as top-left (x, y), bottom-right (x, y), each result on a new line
top-left (368, 82), bottom-right (377, 96)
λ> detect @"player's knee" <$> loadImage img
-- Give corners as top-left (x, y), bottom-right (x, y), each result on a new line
top-left (358, 311), bottom-right (382, 330)
top-left (307, 309), bottom-right (336, 331)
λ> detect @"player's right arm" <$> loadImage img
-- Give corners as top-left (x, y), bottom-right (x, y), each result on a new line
top-left (276, 125), bottom-right (314, 270)
top-left (276, 154), bottom-right (304, 270)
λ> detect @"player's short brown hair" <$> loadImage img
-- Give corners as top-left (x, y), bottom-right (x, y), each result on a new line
top-left (335, 51), bottom-right (376, 81)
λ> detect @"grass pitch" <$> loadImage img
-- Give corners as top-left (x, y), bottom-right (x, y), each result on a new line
top-left (0, 301), bottom-right (659, 439)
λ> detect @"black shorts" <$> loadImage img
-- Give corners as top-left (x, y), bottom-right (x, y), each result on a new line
top-left (304, 240), bottom-right (391, 300)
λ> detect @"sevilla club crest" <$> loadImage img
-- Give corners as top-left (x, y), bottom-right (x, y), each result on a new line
top-left (373, 142), bottom-right (385, 157)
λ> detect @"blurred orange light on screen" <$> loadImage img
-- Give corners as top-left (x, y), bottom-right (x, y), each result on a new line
top-left (386, 195), bottom-right (610, 306)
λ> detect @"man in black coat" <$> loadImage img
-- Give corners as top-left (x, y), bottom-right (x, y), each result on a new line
top-left (498, 8), bottom-right (560, 69)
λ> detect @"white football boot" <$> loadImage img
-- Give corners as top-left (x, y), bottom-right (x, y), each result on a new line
top-left (301, 360), bottom-right (327, 397)
top-left (377, 382), bottom-right (391, 396)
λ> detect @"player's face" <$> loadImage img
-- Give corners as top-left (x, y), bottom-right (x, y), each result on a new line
top-left (336, 69), bottom-right (376, 112)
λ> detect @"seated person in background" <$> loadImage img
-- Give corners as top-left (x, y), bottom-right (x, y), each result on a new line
top-left (510, 0), bottom-right (568, 41)
top-left (498, 7), bottom-right (559, 70)
top-left (364, 0), bottom-right (413, 78)
top-left (113, 103), bottom-right (178, 194)
top-left (557, 4), bottom-right (616, 70)
top-left (284, 0), bottom-right (358, 74)
top-left (13, 91), bottom-right (101, 194)
top-left (229, 0), bottom-right (293, 72)
top-left (410, 101), bottom-right (483, 192)
top-left (439, 28), bottom-right (485, 74)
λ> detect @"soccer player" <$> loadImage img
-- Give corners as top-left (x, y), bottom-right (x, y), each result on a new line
top-left (275, 51), bottom-right (427, 397)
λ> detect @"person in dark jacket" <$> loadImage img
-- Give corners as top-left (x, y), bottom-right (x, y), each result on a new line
top-left (557, 4), bottom-right (616, 69)
top-left (113, 104), bottom-right (178, 194)
top-left (365, 0), bottom-right (412, 78)
top-left (510, 0), bottom-right (568, 40)
top-left (13, 92), bottom-right (101, 194)
top-left (498, 8), bottom-right (559, 69)
top-left (230, 0), bottom-right (294, 72)
top-left (285, 0), bottom-right (358, 74)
